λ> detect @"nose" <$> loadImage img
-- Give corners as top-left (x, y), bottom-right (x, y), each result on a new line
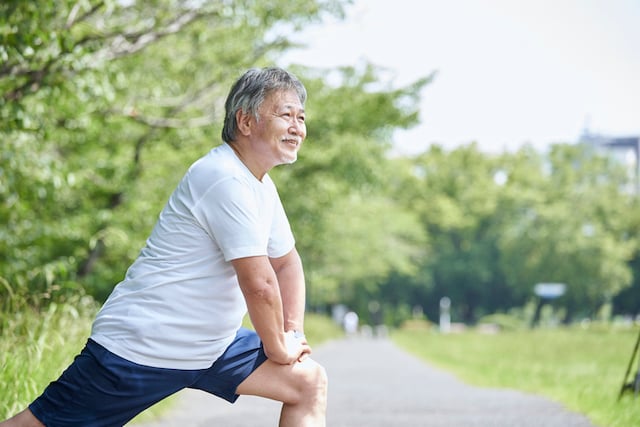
top-left (289, 120), bottom-right (305, 138)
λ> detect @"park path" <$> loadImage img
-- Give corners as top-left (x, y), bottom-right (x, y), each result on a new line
top-left (135, 337), bottom-right (597, 427)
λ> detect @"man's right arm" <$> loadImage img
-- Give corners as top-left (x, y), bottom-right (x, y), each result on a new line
top-left (231, 255), bottom-right (309, 365)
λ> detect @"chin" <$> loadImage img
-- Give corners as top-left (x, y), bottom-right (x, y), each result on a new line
top-left (280, 151), bottom-right (298, 165)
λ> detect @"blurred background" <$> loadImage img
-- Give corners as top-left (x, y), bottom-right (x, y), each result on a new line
top-left (2, 1), bottom-right (640, 423)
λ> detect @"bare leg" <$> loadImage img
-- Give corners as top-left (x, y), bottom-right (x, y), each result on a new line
top-left (236, 357), bottom-right (328, 427)
top-left (0, 409), bottom-right (44, 427)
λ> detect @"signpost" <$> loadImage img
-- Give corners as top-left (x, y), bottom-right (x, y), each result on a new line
top-left (534, 283), bottom-right (566, 299)
top-left (531, 283), bottom-right (566, 328)
top-left (439, 297), bottom-right (451, 334)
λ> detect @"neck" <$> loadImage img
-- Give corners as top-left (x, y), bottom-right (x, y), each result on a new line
top-left (227, 141), bottom-right (267, 181)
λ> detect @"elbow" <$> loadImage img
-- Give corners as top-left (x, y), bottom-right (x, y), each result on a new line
top-left (242, 279), bottom-right (279, 302)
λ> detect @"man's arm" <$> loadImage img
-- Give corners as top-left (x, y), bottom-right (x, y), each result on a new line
top-left (232, 254), bottom-right (308, 365)
top-left (270, 247), bottom-right (306, 334)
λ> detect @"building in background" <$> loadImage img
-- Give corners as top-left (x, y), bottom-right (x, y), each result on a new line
top-left (579, 131), bottom-right (640, 196)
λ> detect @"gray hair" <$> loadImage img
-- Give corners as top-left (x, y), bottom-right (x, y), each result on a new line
top-left (222, 67), bottom-right (307, 143)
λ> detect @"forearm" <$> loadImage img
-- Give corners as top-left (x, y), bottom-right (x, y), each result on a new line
top-left (242, 278), bottom-right (309, 364)
top-left (232, 253), bottom-right (309, 364)
top-left (272, 248), bottom-right (306, 332)
top-left (233, 256), bottom-right (289, 363)
top-left (243, 280), bottom-right (289, 360)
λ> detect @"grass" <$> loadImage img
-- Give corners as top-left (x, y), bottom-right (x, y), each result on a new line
top-left (297, 312), bottom-right (345, 345)
top-left (393, 326), bottom-right (640, 427)
top-left (0, 295), bottom-right (97, 420)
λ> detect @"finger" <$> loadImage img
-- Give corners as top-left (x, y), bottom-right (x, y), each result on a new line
top-left (298, 347), bottom-right (311, 360)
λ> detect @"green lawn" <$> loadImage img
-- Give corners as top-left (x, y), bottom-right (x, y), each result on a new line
top-left (393, 326), bottom-right (640, 427)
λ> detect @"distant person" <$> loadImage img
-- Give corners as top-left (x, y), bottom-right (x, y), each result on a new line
top-left (368, 300), bottom-right (386, 337)
top-left (1, 67), bottom-right (327, 427)
top-left (343, 311), bottom-right (359, 337)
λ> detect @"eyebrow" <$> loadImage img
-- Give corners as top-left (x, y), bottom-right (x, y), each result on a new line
top-left (281, 103), bottom-right (305, 113)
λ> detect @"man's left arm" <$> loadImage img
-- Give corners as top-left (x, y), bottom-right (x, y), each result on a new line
top-left (270, 247), bottom-right (306, 334)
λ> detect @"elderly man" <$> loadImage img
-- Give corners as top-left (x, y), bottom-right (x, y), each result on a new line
top-left (2, 67), bottom-right (327, 427)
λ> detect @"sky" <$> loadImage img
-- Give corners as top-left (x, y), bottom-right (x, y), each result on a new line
top-left (279, 0), bottom-right (640, 155)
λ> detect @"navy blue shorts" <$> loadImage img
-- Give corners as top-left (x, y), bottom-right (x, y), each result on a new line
top-left (29, 327), bottom-right (267, 427)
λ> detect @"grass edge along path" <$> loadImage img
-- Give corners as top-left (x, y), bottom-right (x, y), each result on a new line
top-left (393, 327), bottom-right (640, 427)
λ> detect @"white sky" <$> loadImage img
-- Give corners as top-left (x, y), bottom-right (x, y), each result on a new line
top-left (279, 0), bottom-right (640, 155)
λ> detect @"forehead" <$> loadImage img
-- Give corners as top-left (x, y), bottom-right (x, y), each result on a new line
top-left (262, 89), bottom-right (305, 111)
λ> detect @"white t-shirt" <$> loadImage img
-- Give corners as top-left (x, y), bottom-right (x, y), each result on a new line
top-left (90, 143), bottom-right (295, 369)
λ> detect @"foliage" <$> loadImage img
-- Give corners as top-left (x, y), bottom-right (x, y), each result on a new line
top-left (393, 327), bottom-right (640, 427)
top-left (476, 312), bottom-right (529, 331)
top-left (272, 64), bottom-right (431, 308)
top-left (1, 0), bottom-right (351, 303)
top-left (387, 143), bottom-right (638, 323)
top-left (399, 144), bottom-right (512, 322)
top-left (1, 0), bottom-right (639, 353)
top-left (496, 144), bottom-right (636, 319)
top-left (610, 194), bottom-right (640, 315)
top-left (5, 2), bottom-right (640, 424)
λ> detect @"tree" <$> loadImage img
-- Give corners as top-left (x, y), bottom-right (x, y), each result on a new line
top-left (497, 143), bottom-right (637, 319)
top-left (386, 142), bottom-right (637, 324)
top-left (393, 144), bottom-right (511, 322)
top-left (1, 0), bottom-right (348, 303)
top-left (613, 194), bottom-right (640, 317)
top-left (2, 0), bottom-right (432, 314)
top-left (273, 64), bottom-right (431, 309)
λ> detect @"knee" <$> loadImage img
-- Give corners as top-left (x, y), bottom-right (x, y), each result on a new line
top-left (312, 362), bottom-right (328, 395)
top-left (302, 359), bottom-right (328, 395)
top-left (291, 359), bottom-right (328, 405)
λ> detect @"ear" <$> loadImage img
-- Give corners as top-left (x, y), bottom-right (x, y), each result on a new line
top-left (236, 109), bottom-right (252, 136)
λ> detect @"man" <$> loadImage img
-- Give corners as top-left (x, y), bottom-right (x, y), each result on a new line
top-left (2, 67), bottom-right (328, 427)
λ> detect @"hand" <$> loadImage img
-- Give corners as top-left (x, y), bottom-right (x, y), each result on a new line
top-left (284, 329), bottom-right (311, 364)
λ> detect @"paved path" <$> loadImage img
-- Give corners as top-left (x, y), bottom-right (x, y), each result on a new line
top-left (135, 338), bottom-right (597, 427)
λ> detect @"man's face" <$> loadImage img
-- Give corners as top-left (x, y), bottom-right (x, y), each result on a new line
top-left (252, 89), bottom-right (306, 166)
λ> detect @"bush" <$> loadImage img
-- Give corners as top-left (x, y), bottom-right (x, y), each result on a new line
top-left (477, 313), bottom-right (527, 331)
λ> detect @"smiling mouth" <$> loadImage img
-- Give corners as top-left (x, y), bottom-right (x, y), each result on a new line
top-left (282, 138), bottom-right (300, 147)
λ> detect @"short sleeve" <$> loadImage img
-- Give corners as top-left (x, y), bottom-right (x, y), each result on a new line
top-left (268, 192), bottom-right (295, 258)
top-left (192, 176), bottom-right (268, 261)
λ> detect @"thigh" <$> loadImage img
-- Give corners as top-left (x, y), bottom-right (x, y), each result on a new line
top-left (29, 340), bottom-right (198, 427)
top-left (236, 356), bottom-right (325, 404)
